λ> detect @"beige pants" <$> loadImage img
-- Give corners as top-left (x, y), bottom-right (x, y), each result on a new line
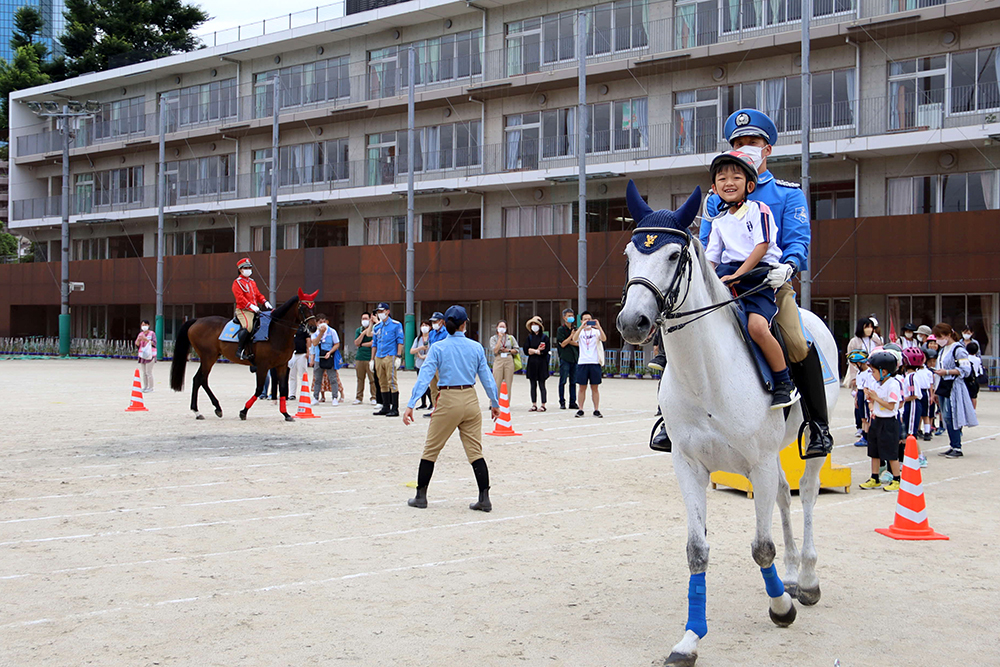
top-left (235, 308), bottom-right (255, 331)
top-left (355, 359), bottom-right (377, 401)
top-left (492, 355), bottom-right (515, 401)
top-left (421, 387), bottom-right (484, 463)
top-left (374, 355), bottom-right (398, 392)
top-left (139, 361), bottom-right (154, 391)
top-left (429, 373), bottom-right (440, 406)
top-left (774, 282), bottom-right (809, 364)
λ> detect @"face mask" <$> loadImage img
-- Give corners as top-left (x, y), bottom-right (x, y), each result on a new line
top-left (361, 319), bottom-right (370, 327)
top-left (917, 334), bottom-right (926, 343)
top-left (531, 325), bottom-right (540, 333)
top-left (319, 322), bottom-right (327, 330)
top-left (963, 333), bottom-right (972, 340)
top-left (736, 144), bottom-right (764, 171)
top-left (566, 316), bottom-right (575, 324)
top-left (432, 323), bottom-right (441, 330)
top-left (378, 312), bottom-right (388, 322)
top-left (497, 327), bottom-right (506, 334)
top-left (141, 325), bottom-right (149, 332)
top-left (904, 332), bottom-right (913, 339)
top-left (241, 269), bottom-right (252, 277)
top-left (421, 326), bottom-right (430, 334)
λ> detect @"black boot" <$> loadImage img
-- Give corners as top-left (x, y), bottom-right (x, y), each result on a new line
top-left (385, 392), bottom-right (400, 417)
top-left (373, 388), bottom-right (390, 415)
top-left (469, 458), bottom-right (492, 512)
top-left (408, 459), bottom-right (434, 508)
top-left (649, 417), bottom-right (671, 452)
top-left (236, 329), bottom-right (252, 362)
top-left (790, 344), bottom-right (834, 459)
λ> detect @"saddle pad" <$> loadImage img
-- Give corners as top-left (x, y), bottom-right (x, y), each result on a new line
top-left (219, 320), bottom-right (241, 343)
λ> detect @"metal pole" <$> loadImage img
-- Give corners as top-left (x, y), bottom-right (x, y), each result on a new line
top-left (269, 75), bottom-right (279, 306)
top-left (58, 106), bottom-right (71, 357)
top-left (800, 0), bottom-right (812, 310)
top-left (155, 99), bottom-right (166, 360)
top-left (404, 44), bottom-right (416, 370)
top-left (577, 10), bottom-right (588, 315)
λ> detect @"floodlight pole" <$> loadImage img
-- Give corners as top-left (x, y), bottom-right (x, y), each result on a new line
top-left (404, 44), bottom-right (416, 371)
top-left (577, 10), bottom-right (588, 315)
top-left (800, 0), bottom-right (812, 310)
top-left (269, 74), bottom-right (280, 306)
top-left (156, 99), bottom-right (166, 360)
top-left (60, 105), bottom-right (71, 356)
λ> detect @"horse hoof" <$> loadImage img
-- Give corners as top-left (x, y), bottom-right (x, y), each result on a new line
top-left (195, 413), bottom-right (205, 420)
top-left (797, 585), bottom-right (821, 606)
top-left (215, 408), bottom-right (223, 418)
top-left (664, 651), bottom-right (697, 667)
top-left (768, 601), bottom-right (797, 627)
top-left (239, 410), bottom-right (248, 421)
top-left (783, 582), bottom-right (799, 599)
top-left (283, 413), bottom-right (295, 422)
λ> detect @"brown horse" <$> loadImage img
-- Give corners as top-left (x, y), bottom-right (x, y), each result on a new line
top-left (169, 290), bottom-right (317, 421)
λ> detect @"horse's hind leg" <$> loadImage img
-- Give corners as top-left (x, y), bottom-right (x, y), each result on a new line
top-left (198, 358), bottom-right (223, 418)
top-left (775, 453), bottom-right (801, 598)
top-left (749, 458), bottom-right (796, 628)
top-left (664, 455), bottom-right (711, 667)
top-left (797, 457), bottom-right (825, 606)
top-left (191, 368), bottom-right (205, 420)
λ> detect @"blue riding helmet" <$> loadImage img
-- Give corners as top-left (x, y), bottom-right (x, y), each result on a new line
top-left (847, 350), bottom-right (868, 364)
top-left (725, 109), bottom-right (778, 146)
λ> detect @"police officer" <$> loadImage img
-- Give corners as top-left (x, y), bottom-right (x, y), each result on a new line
top-left (423, 311), bottom-right (448, 418)
top-left (371, 302), bottom-right (405, 417)
top-left (403, 305), bottom-right (501, 512)
top-left (700, 108), bottom-right (833, 459)
top-left (232, 257), bottom-right (272, 363)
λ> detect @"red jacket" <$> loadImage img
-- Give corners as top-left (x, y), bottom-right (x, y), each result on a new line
top-left (233, 276), bottom-right (267, 310)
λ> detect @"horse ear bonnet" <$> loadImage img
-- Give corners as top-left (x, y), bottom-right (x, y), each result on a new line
top-left (627, 180), bottom-right (702, 255)
top-left (298, 288), bottom-right (319, 301)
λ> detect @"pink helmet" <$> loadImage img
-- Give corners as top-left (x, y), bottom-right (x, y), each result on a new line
top-left (902, 347), bottom-right (926, 368)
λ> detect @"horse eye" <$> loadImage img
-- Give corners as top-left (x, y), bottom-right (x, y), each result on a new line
top-left (669, 251), bottom-right (681, 261)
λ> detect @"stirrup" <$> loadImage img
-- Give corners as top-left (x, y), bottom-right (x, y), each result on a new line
top-left (797, 421), bottom-right (830, 460)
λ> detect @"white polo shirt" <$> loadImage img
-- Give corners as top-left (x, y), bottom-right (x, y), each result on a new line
top-left (871, 376), bottom-right (903, 418)
top-left (705, 200), bottom-right (782, 267)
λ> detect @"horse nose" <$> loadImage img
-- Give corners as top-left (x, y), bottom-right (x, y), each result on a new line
top-left (635, 314), bottom-right (651, 333)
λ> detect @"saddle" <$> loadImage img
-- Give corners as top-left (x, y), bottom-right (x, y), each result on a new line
top-left (219, 311), bottom-right (272, 343)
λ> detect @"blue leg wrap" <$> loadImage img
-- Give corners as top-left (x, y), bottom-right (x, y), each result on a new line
top-left (685, 572), bottom-right (708, 638)
top-left (761, 564), bottom-right (785, 599)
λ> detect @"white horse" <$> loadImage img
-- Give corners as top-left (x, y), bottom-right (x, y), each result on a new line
top-left (616, 184), bottom-right (839, 667)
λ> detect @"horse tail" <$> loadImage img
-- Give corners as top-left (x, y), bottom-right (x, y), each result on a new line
top-left (170, 319), bottom-right (196, 392)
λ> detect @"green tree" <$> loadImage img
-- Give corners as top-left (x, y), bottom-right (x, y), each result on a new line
top-left (11, 6), bottom-right (46, 56)
top-left (0, 45), bottom-right (52, 146)
top-left (0, 225), bottom-right (19, 259)
top-left (61, 0), bottom-right (209, 77)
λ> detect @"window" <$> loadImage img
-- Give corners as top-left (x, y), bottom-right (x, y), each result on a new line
top-left (366, 133), bottom-right (397, 185)
top-left (395, 120), bottom-right (483, 173)
top-left (166, 155), bottom-right (235, 201)
top-left (810, 181), bottom-right (855, 220)
top-left (254, 56), bottom-right (351, 118)
top-left (720, 0), bottom-right (852, 36)
top-left (279, 143), bottom-right (324, 186)
top-left (72, 237), bottom-right (107, 261)
top-left (888, 56), bottom-right (947, 130)
top-left (762, 75), bottom-right (801, 133)
top-left (325, 138), bottom-right (350, 181)
top-left (162, 79), bottom-right (237, 131)
top-left (368, 30), bottom-right (482, 99)
top-left (252, 225), bottom-right (297, 251)
top-left (90, 97), bottom-right (146, 141)
top-left (950, 47), bottom-right (1000, 114)
top-left (421, 210), bottom-right (482, 241)
top-left (165, 231), bottom-right (195, 256)
top-left (675, 1), bottom-right (718, 49)
top-left (887, 172), bottom-right (997, 215)
top-left (941, 172), bottom-right (996, 212)
top-left (93, 166), bottom-right (144, 207)
top-left (502, 204), bottom-right (574, 237)
top-left (301, 219), bottom-right (349, 247)
top-left (253, 149), bottom-right (273, 197)
top-left (811, 69), bottom-right (855, 129)
top-left (365, 216), bottom-right (407, 244)
top-left (674, 87), bottom-right (721, 154)
top-left (196, 228), bottom-right (234, 254)
top-left (74, 173), bottom-right (94, 214)
top-left (107, 235), bottom-right (143, 258)
top-left (940, 294), bottom-right (994, 354)
top-left (573, 197), bottom-right (636, 232)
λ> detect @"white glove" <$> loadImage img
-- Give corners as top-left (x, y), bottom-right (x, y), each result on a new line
top-left (250, 304), bottom-right (260, 313)
top-left (766, 263), bottom-right (795, 288)
top-left (264, 301), bottom-right (273, 310)
top-left (394, 356), bottom-right (402, 370)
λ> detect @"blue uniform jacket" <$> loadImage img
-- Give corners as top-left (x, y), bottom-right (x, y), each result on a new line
top-left (372, 317), bottom-right (405, 358)
top-left (427, 327), bottom-right (448, 347)
top-left (407, 332), bottom-right (500, 409)
top-left (701, 170), bottom-right (810, 272)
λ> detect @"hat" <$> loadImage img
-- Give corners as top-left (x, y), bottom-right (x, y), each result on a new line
top-left (902, 322), bottom-right (916, 332)
top-left (375, 302), bottom-right (390, 312)
top-left (525, 315), bottom-right (544, 332)
top-left (430, 311), bottom-right (445, 321)
top-left (724, 109), bottom-right (778, 146)
top-left (916, 325), bottom-right (932, 337)
top-left (626, 180), bottom-right (702, 255)
top-left (444, 305), bottom-right (467, 324)
top-left (237, 257), bottom-right (253, 270)
top-left (869, 316), bottom-right (879, 328)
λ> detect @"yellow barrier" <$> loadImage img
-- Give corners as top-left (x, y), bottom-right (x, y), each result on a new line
top-left (710, 438), bottom-right (851, 499)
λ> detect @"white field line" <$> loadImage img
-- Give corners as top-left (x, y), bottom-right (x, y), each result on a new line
top-left (797, 468), bottom-right (993, 514)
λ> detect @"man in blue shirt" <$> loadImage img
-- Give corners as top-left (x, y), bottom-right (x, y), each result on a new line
top-left (403, 305), bottom-right (501, 512)
top-left (700, 108), bottom-right (833, 459)
top-left (423, 311), bottom-right (448, 418)
top-left (372, 302), bottom-right (405, 417)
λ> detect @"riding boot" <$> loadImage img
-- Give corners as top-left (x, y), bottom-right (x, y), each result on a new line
top-left (790, 344), bottom-right (834, 459)
top-left (649, 416), bottom-right (671, 452)
top-left (386, 392), bottom-right (400, 417)
top-left (373, 388), bottom-right (390, 415)
top-left (408, 459), bottom-right (434, 508)
top-left (236, 329), bottom-right (251, 361)
top-left (469, 458), bottom-right (492, 512)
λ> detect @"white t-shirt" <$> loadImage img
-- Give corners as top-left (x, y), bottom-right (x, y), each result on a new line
top-left (900, 336), bottom-right (920, 349)
top-left (705, 200), bottom-right (782, 267)
top-left (856, 369), bottom-right (875, 391)
top-left (914, 367), bottom-right (934, 394)
top-left (970, 354), bottom-right (984, 377)
top-left (871, 376), bottom-right (903, 418)
top-left (577, 327), bottom-right (602, 365)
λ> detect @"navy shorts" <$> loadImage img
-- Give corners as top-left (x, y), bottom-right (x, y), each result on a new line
top-left (867, 416), bottom-right (900, 461)
top-left (576, 363), bottom-right (603, 386)
top-left (715, 261), bottom-right (777, 325)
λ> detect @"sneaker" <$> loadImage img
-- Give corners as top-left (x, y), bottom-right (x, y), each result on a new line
top-left (882, 479), bottom-right (900, 492)
top-left (330, 398), bottom-right (339, 406)
top-left (944, 448), bottom-right (964, 458)
top-left (938, 448), bottom-right (956, 457)
top-left (560, 402), bottom-right (566, 410)
top-left (569, 403), bottom-right (579, 410)
top-left (922, 433), bottom-right (932, 442)
top-left (918, 454), bottom-right (928, 468)
top-left (423, 411), bottom-right (434, 418)
top-left (647, 353), bottom-right (666, 372)
top-left (933, 428), bottom-right (946, 436)
top-left (593, 410), bottom-right (603, 418)
top-left (853, 436), bottom-right (868, 448)
top-left (575, 410), bottom-right (585, 418)
top-left (855, 428), bottom-right (863, 438)
top-left (370, 398), bottom-right (378, 405)
top-left (859, 477), bottom-right (883, 490)
top-left (770, 382), bottom-right (801, 409)
top-left (353, 399), bottom-right (362, 405)
top-left (879, 469), bottom-right (893, 484)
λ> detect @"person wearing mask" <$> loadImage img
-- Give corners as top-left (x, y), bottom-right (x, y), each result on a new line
top-left (932, 323), bottom-right (978, 458)
top-left (844, 317), bottom-right (883, 388)
top-left (915, 325), bottom-right (932, 346)
top-left (489, 320), bottom-right (518, 404)
top-left (571, 311), bottom-right (606, 418)
top-left (135, 319), bottom-right (157, 392)
top-left (900, 323), bottom-right (920, 350)
top-left (311, 314), bottom-right (340, 405)
top-left (424, 311), bottom-right (448, 418)
top-left (371, 302), bottom-right (405, 417)
top-left (403, 305), bottom-right (500, 512)
top-left (232, 258), bottom-right (272, 364)
top-left (965, 340), bottom-right (984, 410)
top-left (555, 309), bottom-right (579, 410)
top-left (411, 320), bottom-right (434, 409)
top-left (353, 312), bottom-right (377, 405)
top-left (523, 315), bottom-right (550, 412)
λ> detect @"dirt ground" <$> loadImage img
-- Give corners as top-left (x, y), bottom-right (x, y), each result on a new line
top-left (1, 358), bottom-right (998, 666)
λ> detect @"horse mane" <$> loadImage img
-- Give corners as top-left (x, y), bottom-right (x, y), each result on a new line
top-left (690, 233), bottom-right (734, 307)
top-left (272, 295), bottom-right (300, 320)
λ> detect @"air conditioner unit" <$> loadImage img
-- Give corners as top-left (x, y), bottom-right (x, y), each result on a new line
top-left (917, 102), bottom-right (943, 129)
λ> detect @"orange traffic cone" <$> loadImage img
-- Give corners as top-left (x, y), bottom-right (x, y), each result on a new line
top-left (125, 368), bottom-right (148, 412)
top-left (486, 381), bottom-right (521, 437)
top-left (875, 436), bottom-right (948, 541)
top-left (294, 372), bottom-right (321, 419)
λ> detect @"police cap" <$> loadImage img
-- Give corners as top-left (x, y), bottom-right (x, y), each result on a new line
top-left (430, 311), bottom-right (445, 321)
top-left (444, 305), bottom-right (468, 324)
top-left (375, 302), bottom-right (390, 312)
top-left (725, 109), bottom-right (778, 146)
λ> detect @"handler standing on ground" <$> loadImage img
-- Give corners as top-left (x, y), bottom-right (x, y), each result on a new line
top-left (403, 305), bottom-right (500, 512)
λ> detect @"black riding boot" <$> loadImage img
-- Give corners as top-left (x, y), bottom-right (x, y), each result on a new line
top-left (790, 344), bottom-right (834, 459)
top-left (469, 458), bottom-right (492, 512)
top-left (385, 392), bottom-right (400, 417)
top-left (373, 388), bottom-right (390, 415)
top-left (651, 425), bottom-right (671, 452)
top-left (236, 329), bottom-right (254, 363)
top-left (408, 459), bottom-right (435, 508)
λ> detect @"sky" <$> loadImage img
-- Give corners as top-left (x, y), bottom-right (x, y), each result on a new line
top-left (198, 0), bottom-right (341, 37)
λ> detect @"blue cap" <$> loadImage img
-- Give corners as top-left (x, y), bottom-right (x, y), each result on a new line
top-left (430, 311), bottom-right (445, 321)
top-left (444, 305), bottom-right (468, 324)
top-left (724, 109), bottom-right (778, 146)
top-left (376, 302), bottom-right (390, 311)
top-left (626, 180), bottom-right (702, 255)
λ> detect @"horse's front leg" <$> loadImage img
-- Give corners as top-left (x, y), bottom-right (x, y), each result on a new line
top-left (796, 456), bottom-right (825, 606)
top-left (775, 452), bottom-right (801, 598)
top-left (665, 454), bottom-right (711, 667)
top-left (240, 369), bottom-right (267, 421)
top-left (275, 364), bottom-right (293, 422)
top-left (748, 457), bottom-right (796, 627)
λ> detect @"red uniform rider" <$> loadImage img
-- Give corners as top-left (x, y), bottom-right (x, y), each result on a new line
top-left (233, 258), bottom-right (271, 361)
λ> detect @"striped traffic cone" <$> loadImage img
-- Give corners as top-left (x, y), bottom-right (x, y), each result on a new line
top-left (125, 368), bottom-right (148, 412)
top-left (875, 436), bottom-right (948, 541)
top-left (294, 372), bottom-right (321, 419)
top-left (486, 381), bottom-right (521, 437)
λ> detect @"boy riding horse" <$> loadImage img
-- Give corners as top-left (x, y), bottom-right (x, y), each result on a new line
top-left (233, 257), bottom-right (272, 363)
